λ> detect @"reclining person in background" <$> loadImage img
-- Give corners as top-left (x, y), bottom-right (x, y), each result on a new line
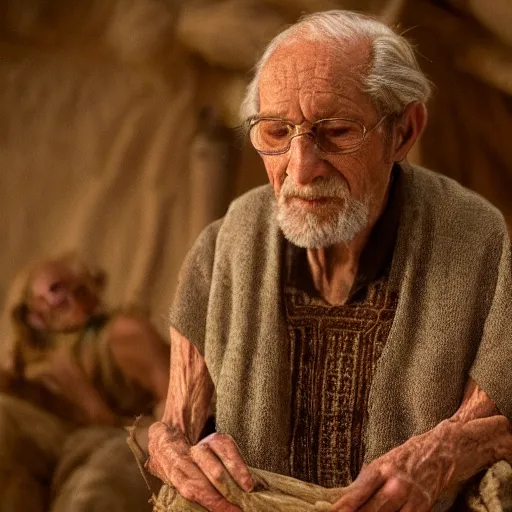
top-left (0, 252), bottom-right (170, 512)
top-left (146, 10), bottom-right (512, 512)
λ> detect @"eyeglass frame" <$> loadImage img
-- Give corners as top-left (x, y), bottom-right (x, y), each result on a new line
top-left (247, 115), bottom-right (389, 156)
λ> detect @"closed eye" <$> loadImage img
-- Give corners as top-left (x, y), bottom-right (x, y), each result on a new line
top-left (322, 127), bottom-right (350, 138)
top-left (267, 127), bottom-right (289, 138)
top-left (49, 281), bottom-right (65, 293)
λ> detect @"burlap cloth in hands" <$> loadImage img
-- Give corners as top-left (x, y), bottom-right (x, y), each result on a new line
top-left (152, 467), bottom-right (345, 512)
top-left (151, 462), bottom-right (512, 512)
top-left (464, 461), bottom-right (512, 512)
top-left (127, 419), bottom-right (512, 512)
top-left (126, 420), bottom-right (345, 511)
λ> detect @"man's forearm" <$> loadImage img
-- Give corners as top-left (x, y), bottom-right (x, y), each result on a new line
top-left (447, 378), bottom-right (512, 484)
top-left (161, 327), bottom-right (214, 445)
top-left (458, 415), bottom-right (512, 466)
top-left (451, 377), bottom-right (500, 421)
top-left (330, 377), bottom-right (512, 512)
top-left (147, 328), bottom-right (218, 488)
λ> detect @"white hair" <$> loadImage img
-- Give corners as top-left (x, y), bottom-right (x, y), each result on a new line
top-left (240, 10), bottom-right (432, 121)
top-left (276, 174), bottom-right (369, 248)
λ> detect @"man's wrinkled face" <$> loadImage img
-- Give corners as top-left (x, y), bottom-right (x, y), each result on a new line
top-left (257, 38), bottom-right (393, 248)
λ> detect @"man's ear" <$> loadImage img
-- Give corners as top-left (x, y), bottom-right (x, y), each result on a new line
top-left (391, 101), bottom-right (428, 162)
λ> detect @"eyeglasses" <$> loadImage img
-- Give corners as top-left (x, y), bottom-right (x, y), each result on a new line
top-left (248, 116), bottom-right (387, 155)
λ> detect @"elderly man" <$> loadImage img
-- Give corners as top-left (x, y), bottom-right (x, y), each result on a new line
top-left (147, 10), bottom-right (512, 512)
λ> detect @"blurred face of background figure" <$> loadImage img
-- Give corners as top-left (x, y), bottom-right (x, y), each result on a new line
top-left (257, 38), bottom-right (395, 248)
top-left (25, 259), bottom-right (103, 332)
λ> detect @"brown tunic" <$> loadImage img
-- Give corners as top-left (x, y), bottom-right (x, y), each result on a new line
top-left (284, 173), bottom-right (401, 488)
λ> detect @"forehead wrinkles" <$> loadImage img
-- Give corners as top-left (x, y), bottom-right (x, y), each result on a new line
top-left (259, 41), bottom-right (368, 118)
top-left (258, 55), bottom-right (300, 110)
top-left (295, 50), bottom-right (367, 99)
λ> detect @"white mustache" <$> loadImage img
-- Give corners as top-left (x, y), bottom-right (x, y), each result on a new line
top-left (279, 175), bottom-right (349, 201)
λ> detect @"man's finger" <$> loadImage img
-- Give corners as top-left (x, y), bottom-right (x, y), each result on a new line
top-left (200, 433), bottom-right (254, 492)
top-left (332, 465), bottom-right (387, 510)
top-left (172, 459), bottom-right (241, 512)
top-left (358, 477), bottom-right (410, 512)
top-left (191, 443), bottom-right (242, 498)
top-left (398, 489), bottom-right (433, 512)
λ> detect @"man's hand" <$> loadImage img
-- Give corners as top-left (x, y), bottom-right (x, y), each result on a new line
top-left (332, 379), bottom-right (512, 511)
top-left (147, 327), bottom-right (255, 510)
top-left (146, 421), bottom-right (253, 512)
top-left (330, 420), bottom-right (460, 512)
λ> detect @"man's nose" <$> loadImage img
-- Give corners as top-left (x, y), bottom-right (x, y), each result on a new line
top-left (285, 135), bottom-right (329, 186)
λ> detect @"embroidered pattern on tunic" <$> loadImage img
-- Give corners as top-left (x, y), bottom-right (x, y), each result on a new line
top-left (285, 277), bottom-right (398, 488)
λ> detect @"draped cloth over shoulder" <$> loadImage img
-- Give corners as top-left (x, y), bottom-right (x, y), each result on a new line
top-left (170, 164), bottom-right (512, 512)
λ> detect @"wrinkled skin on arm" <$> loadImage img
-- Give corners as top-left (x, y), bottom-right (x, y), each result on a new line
top-left (146, 327), bottom-right (254, 512)
top-left (142, 327), bottom-right (511, 512)
top-left (331, 378), bottom-right (512, 512)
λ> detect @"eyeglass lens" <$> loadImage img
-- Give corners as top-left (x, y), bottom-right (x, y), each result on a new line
top-left (250, 119), bottom-right (364, 154)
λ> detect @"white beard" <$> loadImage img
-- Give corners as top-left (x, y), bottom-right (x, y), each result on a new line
top-left (276, 175), bottom-right (369, 248)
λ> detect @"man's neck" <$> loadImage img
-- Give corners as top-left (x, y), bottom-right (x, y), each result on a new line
top-left (306, 177), bottom-right (394, 306)
top-left (306, 225), bottom-right (374, 305)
